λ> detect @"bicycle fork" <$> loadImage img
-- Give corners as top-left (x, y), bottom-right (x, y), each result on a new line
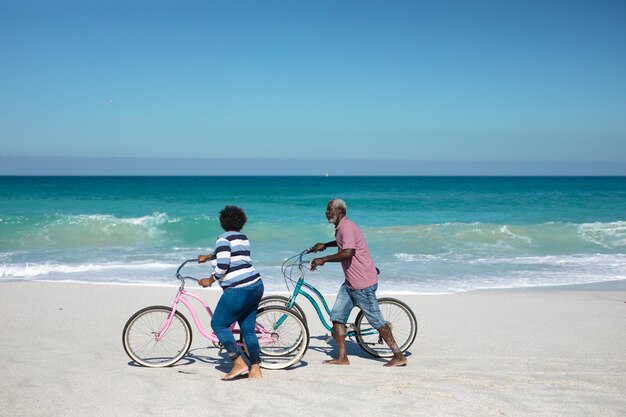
top-left (155, 309), bottom-right (179, 341)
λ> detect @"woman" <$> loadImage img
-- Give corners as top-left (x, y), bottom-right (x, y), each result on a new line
top-left (198, 205), bottom-right (264, 380)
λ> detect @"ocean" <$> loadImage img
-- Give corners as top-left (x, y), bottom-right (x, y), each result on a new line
top-left (1, 176), bottom-right (625, 294)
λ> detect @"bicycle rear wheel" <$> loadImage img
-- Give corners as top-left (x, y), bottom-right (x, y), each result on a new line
top-left (258, 295), bottom-right (307, 324)
top-left (245, 306), bottom-right (309, 370)
top-left (122, 306), bottom-right (192, 367)
top-left (354, 298), bottom-right (417, 358)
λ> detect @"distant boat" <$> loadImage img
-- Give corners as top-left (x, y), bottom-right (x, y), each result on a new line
top-left (325, 173), bottom-right (330, 177)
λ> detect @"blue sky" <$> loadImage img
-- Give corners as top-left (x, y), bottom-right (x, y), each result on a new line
top-left (1, 0), bottom-right (625, 174)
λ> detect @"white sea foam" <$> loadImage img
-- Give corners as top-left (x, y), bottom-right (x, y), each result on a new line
top-left (393, 253), bottom-right (441, 263)
top-left (55, 212), bottom-right (178, 225)
top-left (467, 253), bottom-right (626, 265)
top-left (3, 252), bottom-right (626, 294)
top-left (0, 261), bottom-right (177, 279)
top-left (374, 251), bottom-right (626, 293)
top-left (499, 225), bottom-right (533, 244)
top-left (3, 218), bottom-right (626, 293)
top-left (1, 212), bottom-right (183, 250)
top-left (48, 212), bottom-right (179, 238)
top-left (578, 221), bottom-right (626, 248)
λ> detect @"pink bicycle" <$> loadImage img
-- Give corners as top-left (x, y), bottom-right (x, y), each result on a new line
top-left (122, 259), bottom-right (309, 370)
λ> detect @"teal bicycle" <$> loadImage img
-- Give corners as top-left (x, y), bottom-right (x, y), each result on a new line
top-left (260, 250), bottom-right (417, 358)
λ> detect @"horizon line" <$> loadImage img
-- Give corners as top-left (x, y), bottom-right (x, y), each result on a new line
top-left (1, 155), bottom-right (625, 176)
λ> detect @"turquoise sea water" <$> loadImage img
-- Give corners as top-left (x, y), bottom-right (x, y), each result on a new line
top-left (1, 176), bottom-right (625, 293)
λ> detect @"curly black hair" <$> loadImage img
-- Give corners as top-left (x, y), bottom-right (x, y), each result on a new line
top-left (219, 205), bottom-right (247, 232)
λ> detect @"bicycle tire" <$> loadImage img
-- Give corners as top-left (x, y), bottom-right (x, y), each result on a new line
top-left (354, 297), bottom-right (417, 358)
top-left (122, 305), bottom-right (192, 368)
top-left (243, 306), bottom-right (309, 370)
top-left (258, 295), bottom-right (307, 324)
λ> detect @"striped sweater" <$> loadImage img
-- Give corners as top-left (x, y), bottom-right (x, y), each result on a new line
top-left (209, 231), bottom-right (261, 289)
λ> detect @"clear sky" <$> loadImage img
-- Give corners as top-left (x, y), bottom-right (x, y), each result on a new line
top-left (1, 0), bottom-right (625, 174)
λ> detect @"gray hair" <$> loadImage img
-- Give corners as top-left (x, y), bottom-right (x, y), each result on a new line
top-left (329, 198), bottom-right (347, 213)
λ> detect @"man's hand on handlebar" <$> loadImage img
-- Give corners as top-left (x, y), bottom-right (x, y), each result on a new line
top-left (308, 243), bottom-right (326, 253)
top-left (310, 257), bottom-right (325, 271)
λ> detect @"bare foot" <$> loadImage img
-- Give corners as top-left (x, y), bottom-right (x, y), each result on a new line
top-left (323, 358), bottom-right (350, 365)
top-left (383, 356), bottom-right (408, 367)
top-left (222, 356), bottom-right (249, 380)
top-left (248, 364), bottom-right (263, 379)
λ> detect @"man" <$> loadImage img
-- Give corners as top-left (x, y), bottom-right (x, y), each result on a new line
top-left (309, 199), bottom-right (407, 367)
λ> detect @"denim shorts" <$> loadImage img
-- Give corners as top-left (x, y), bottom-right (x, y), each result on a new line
top-left (330, 283), bottom-right (386, 329)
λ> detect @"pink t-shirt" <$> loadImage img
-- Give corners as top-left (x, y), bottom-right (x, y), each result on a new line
top-left (335, 217), bottom-right (378, 290)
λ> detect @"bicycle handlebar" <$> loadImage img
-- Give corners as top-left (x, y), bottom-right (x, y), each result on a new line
top-left (177, 250), bottom-right (311, 286)
top-left (281, 249), bottom-right (312, 276)
top-left (175, 258), bottom-right (201, 282)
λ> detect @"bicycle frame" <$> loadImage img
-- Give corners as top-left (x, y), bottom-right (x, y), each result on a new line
top-left (158, 287), bottom-right (222, 342)
top-left (288, 276), bottom-right (334, 332)
top-left (158, 259), bottom-right (275, 347)
top-left (281, 251), bottom-right (378, 338)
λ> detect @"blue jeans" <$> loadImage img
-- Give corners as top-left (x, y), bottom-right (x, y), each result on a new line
top-left (330, 283), bottom-right (386, 329)
top-left (211, 280), bottom-right (264, 364)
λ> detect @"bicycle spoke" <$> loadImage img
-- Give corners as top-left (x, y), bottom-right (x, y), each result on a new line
top-left (250, 306), bottom-right (309, 369)
top-left (354, 298), bottom-right (417, 358)
top-left (123, 307), bottom-right (192, 367)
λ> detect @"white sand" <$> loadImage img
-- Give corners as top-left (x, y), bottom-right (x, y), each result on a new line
top-left (0, 281), bottom-right (625, 417)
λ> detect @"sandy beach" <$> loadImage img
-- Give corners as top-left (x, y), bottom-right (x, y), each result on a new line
top-left (0, 281), bottom-right (624, 417)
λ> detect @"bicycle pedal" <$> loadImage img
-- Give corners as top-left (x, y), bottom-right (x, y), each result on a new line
top-left (325, 334), bottom-right (333, 344)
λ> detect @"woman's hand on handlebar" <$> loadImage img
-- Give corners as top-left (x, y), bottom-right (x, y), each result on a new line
top-left (198, 254), bottom-right (213, 264)
top-left (198, 276), bottom-right (216, 287)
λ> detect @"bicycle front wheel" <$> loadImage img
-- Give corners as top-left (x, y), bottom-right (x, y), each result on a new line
top-left (122, 306), bottom-right (192, 367)
top-left (247, 306), bottom-right (309, 370)
top-left (354, 298), bottom-right (417, 358)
